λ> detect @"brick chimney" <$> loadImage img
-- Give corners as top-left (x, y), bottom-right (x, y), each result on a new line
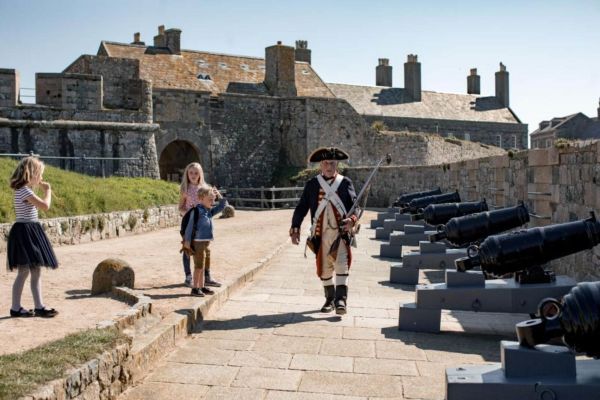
top-left (376, 58), bottom-right (392, 87)
top-left (495, 62), bottom-right (509, 107)
top-left (0, 69), bottom-right (19, 107)
top-left (165, 28), bottom-right (181, 55)
top-left (153, 25), bottom-right (166, 47)
top-left (131, 32), bottom-right (145, 45)
top-left (264, 41), bottom-right (297, 97)
top-left (295, 40), bottom-right (311, 64)
top-left (404, 54), bottom-right (421, 101)
top-left (467, 68), bottom-right (480, 95)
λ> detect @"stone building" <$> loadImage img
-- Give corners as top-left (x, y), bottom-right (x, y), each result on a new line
top-left (530, 100), bottom-right (600, 148)
top-left (1, 25), bottom-right (524, 186)
top-left (328, 59), bottom-right (528, 150)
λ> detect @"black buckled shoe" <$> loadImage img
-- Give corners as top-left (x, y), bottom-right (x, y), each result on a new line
top-left (321, 285), bottom-right (335, 313)
top-left (34, 307), bottom-right (59, 318)
top-left (10, 307), bottom-right (35, 318)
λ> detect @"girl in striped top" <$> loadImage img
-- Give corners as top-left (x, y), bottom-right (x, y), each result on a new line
top-left (7, 157), bottom-right (59, 318)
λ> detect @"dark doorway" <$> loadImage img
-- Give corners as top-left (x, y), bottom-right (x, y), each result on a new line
top-left (159, 140), bottom-right (200, 182)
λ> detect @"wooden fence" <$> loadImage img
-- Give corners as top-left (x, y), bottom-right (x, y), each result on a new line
top-left (223, 186), bottom-right (303, 210)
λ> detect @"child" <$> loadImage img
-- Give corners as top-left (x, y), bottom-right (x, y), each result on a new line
top-left (178, 162), bottom-right (222, 288)
top-left (7, 156), bottom-right (59, 318)
top-left (178, 162), bottom-right (204, 287)
top-left (182, 184), bottom-right (227, 297)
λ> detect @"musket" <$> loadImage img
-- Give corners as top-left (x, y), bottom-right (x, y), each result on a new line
top-left (328, 154), bottom-right (392, 261)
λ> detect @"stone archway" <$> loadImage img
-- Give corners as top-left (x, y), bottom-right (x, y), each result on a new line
top-left (158, 140), bottom-right (200, 182)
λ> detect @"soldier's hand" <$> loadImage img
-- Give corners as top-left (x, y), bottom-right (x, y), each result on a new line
top-left (291, 232), bottom-right (300, 245)
top-left (341, 218), bottom-right (354, 232)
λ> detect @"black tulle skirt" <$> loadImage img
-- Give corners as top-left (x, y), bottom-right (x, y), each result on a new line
top-left (6, 222), bottom-right (59, 271)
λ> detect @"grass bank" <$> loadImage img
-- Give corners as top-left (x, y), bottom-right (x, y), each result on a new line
top-left (0, 328), bottom-right (127, 400)
top-left (0, 158), bottom-right (179, 223)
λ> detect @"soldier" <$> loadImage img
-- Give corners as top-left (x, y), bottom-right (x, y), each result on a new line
top-left (290, 147), bottom-right (358, 315)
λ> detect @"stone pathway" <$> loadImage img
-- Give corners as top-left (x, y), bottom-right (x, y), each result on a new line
top-left (120, 220), bottom-right (526, 400)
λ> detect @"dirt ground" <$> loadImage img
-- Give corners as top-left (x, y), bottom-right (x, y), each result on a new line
top-left (0, 209), bottom-right (297, 355)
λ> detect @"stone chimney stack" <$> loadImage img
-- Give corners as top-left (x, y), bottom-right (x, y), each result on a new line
top-left (495, 62), bottom-right (509, 107)
top-left (295, 40), bottom-right (311, 64)
top-left (164, 28), bottom-right (182, 55)
top-left (264, 41), bottom-right (297, 97)
top-left (404, 54), bottom-right (421, 101)
top-left (376, 58), bottom-right (392, 87)
top-left (597, 97), bottom-right (600, 119)
top-left (467, 68), bottom-right (480, 95)
top-left (153, 25), bottom-right (166, 48)
top-left (131, 32), bottom-right (145, 45)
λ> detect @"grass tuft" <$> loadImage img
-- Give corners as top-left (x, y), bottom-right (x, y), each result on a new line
top-left (0, 158), bottom-right (179, 223)
top-left (0, 328), bottom-right (127, 400)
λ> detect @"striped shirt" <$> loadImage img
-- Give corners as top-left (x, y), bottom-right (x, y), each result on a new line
top-left (14, 186), bottom-right (38, 222)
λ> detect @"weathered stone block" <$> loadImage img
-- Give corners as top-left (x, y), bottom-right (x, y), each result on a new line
top-left (91, 258), bottom-right (135, 295)
top-left (220, 204), bottom-right (235, 218)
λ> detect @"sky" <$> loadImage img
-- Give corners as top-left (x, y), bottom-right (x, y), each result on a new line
top-left (1, 0), bottom-right (599, 137)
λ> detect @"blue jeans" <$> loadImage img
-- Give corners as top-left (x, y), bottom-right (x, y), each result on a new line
top-left (182, 253), bottom-right (191, 277)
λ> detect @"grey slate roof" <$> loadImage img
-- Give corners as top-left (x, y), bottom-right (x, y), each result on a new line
top-left (327, 83), bottom-right (521, 123)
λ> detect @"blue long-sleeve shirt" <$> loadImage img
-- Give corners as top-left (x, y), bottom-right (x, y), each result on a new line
top-left (183, 198), bottom-right (228, 242)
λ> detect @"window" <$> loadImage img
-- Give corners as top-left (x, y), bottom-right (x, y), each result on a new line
top-left (464, 133), bottom-right (471, 141)
top-left (545, 139), bottom-right (551, 148)
top-left (197, 74), bottom-right (211, 80)
top-left (496, 134), bottom-right (502, 148)
top-left (512, 135), bottom-right (517, 148)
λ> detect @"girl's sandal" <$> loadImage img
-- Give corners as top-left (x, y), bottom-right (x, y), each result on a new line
top-left (34, 307), bottom-right (59, 318)
top-left (10, 307), bottom-right (35, 318)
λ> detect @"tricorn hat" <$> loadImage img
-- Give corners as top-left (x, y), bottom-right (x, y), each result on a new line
top-left (308, 147), bottom-right (349, 163)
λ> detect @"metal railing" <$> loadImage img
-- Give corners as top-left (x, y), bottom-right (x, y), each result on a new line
top-left (223, 186), bottom-right (303, 210)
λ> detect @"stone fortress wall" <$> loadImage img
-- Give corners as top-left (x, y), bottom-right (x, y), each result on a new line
top-left (346, 141), bottom-right (600, 281)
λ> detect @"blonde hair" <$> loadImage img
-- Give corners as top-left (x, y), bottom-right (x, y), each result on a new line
top-left (180, 162), bottom-right (204, 194)
top-left (197, 184), bottom-right (214, 199)
top-left (10, 156), bottom-right (45, 190)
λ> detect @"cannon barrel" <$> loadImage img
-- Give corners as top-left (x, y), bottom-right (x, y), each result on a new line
top-left (455, 212), bottom-right (600, 276)
top-left (411, 199), bottom-right (488, 224)
top-left (429, 203), bottom-right (529, 245)
top-left (393, 188), bottom-right (442, 207)
top-left (400, 191), bottom-right (461, 214)
top-left (516, 281), bottom-right (600, 358)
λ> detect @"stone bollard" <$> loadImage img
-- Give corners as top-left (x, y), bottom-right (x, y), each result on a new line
top-left (221, 205), bottom-right (235, 218)
top-left (91, 258), bottom-right (135, 295)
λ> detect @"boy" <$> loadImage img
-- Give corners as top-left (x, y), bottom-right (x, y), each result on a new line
top-left (182, 184), bottom-right (228, 296)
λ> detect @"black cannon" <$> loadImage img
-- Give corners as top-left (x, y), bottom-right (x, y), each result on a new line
top-left (400, 191), bottom-right (461, 214)
top-left (411, 199), bottom-right (488, 224)
top-left (392, 188), bottom-right (442, 207)
top-left (516, 281), bottom-right (600, 358)
top-left (455, 212), bottom-right (600, 284)
top-left (429, 203), bottom-right (530, 246)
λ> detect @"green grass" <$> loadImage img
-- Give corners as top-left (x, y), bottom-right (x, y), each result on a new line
top-left (0, 328), bottom-right (128, 400)
top-left (0, 158), bottom-right (179, 223)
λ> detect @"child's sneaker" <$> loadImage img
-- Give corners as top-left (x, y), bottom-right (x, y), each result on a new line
top-left (190, 288), bottom-right (205, 297)
top-left (204, 271), bottom-right (222, 287)
top-left (184, 275), bottom-right (193, 287)
top-left (201, 287), bottom-right (215, 295)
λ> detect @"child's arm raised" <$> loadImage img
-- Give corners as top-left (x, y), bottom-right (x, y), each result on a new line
top-left (25, 181), bottom-right (52, 211)
top-left (210, 198), bottom-right (228, 216)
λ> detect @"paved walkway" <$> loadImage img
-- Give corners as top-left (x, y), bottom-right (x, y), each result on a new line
top-left (120, 220), bottom-right (525, 400)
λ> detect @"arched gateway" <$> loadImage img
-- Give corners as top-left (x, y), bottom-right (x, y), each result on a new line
top-left (158, 140), bottom-right (200, 182)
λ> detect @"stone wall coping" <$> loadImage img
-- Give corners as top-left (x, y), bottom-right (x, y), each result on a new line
top-left (36, 72), bottom-right (102, 81)
top-left (0, 117), bottom-right (160, 131)
top-left (22, 240), bottom-right (288, 400)
top-left (0, 68), bottom-right (17, 74)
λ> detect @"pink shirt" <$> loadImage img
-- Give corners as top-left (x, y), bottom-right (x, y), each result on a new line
top-left (184, 184), bottom-right (200, 211)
